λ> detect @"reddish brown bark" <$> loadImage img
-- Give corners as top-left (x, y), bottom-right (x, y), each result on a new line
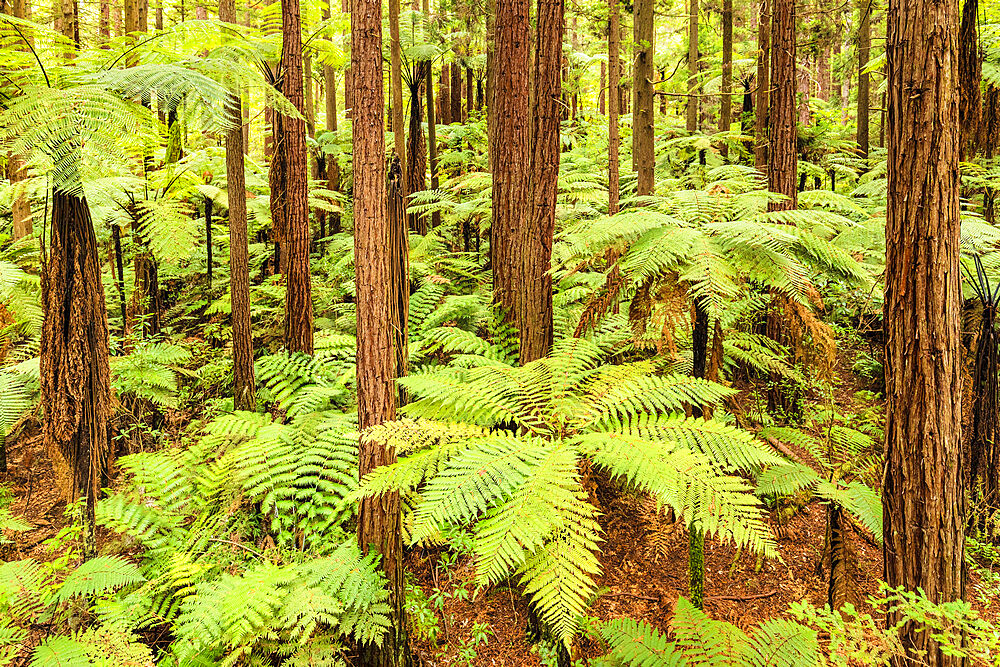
top-left (490, 0), bottom-right (531, 329)
top-left (220, 0), bottom-right (255, 410)
top-left (353, 0), bottom-right (410, 659)
top-left (959, 0), bottom-right (981, 159)
top-left (857, 0), bottom-right (871, 158)
top-left (608, 0), bottom-right (620, 215)
top-left (767, 0), bottom-right (796, 210)
top-left (755, 0), bottom-right (770, 168)
top-left (280, 0), bottom-right (314, 354)
top-left (522, 0), bottom-right (562, 363)
top-left (883, 0), bottom-right (965, 661)
top-left (451, 61), bottom-right (462, 125)
top-left (633, 0), bottom-right (654, 195)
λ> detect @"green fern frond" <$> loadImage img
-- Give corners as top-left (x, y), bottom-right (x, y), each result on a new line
top-left (578, 433), bottom-right (777, 557)
top-left (56, 556), bottom-right (145, 601)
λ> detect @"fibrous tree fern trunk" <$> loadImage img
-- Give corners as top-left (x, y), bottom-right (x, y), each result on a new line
top-left (406, 67), bottom-right (428, 234)
top-left (279, 0), bottom-right (314, 354)
top-left (353, 0), bottom-right (410, 660)
top-left (827, 503), bottom-right (849, 609)
top-left (388, 156), bottom-right (409, 403)
top-left (204, 195), bottom-right (213, 290)
top-left (884, 0), bottom-right (965, 658)
top-left (220, 0), bottom-right (255, 411)
top-left (688, 525), bottom-right (705, 609)
top-left (111, 224), bottom-right (127, 334)
top-left (968, 258), bottom-right (999, 531)
top-left (41, 191), bottom-right (112, 560)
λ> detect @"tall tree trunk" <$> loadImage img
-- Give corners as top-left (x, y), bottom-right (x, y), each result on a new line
top-left (768, 0), bottom-right (796, 209)
top-left (389, 0), bottom-right (407, 186)
top-left (111, 225), bottom-right (127, 334)
top-left (764, 0), bottom-right (797, 415)
top-left (440, 61), bottom-right (452, 124)
top-left (324, 0), bottom-right (341, 235)
top-left (959, 0), bottom-right (981, 160)
top-left (221, 0), bottom-right (256, 410)
top-left (798, 57), bottom-right (811, 127)
top-left (388, 156), bottom-right (409, 397)
top-left (599, 60), bottom-right (607, 115)
top-left (353, 0), bottom-right (410, 659)
top-left (818, 42), bottom-right (831, 101)
top-left (204, 195), bottom-right (213, 289)
top-left (608, 0), bottom-right (620, 215)
top-left (99, 0), bottom-right (110, 43)
top-left (883, 0), bottom-right (965, 659)
top-left (755, 0), bottom-right (770, 168)
top-left (686, 0), bottom-right (699, 134)
top-left (720, 0), bottom-right (732, 158)
top-left (407, 72), bottom-right (428, 233)
top-left (451, 61), bottom-right (463, 124)
top-left (280, 0), bottom-right (314, 354)
top-left (425, 61), bottom-right (440, 229)
top-left (490, 0), bottom-right (531, 329)
top-left (857, 0), bottom-right (871, 159)
top-left (633, 0), bottom-right (654, 195)
top-left (8, 154), bottom-right (32, 240)
top-left (41, 191), bottom-right (112, 560)
top-left (466, 66), bottom-right (474, 121)
top-left (523, 0), bottom-right (562, 364)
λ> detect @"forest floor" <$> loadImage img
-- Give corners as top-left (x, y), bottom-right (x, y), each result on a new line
top-left (4, 337), bottom-right (998, 666)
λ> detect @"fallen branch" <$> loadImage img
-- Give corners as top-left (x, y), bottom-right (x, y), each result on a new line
top-left (705, 589), bottom-right (778, 603)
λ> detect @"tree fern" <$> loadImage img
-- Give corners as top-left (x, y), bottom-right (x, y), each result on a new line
top-left (594, 598), bottom-right (820, 667)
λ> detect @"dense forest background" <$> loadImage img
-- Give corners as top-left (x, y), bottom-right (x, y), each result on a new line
top-left (0, 0), bottom-right (990, 663)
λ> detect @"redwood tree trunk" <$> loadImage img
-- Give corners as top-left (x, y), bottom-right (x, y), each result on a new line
top-left (857, 0), bottom-right (871, 159)
top-left (221, 0), bottom-right (255, 411)
top-left (633, 0), bottom-right (654, 195)
top-left (389, 0), bottom-right (407, 185)
top-left (686, 0), bottom-right (698, 134)
top-left (720, 0), bottom-right (732, 158)
top-left (440, 61), bottom-right (452, 124)
top-left (8, 155), bottom-right (32, 239)
top-left (490, 0), bottom-right (531, 329)
top-left (883, 0), bottom-right (965, 659)
top-left (279, 0), bottom-right (314, 354)
top-left (425, 61), bottom-right (440, 229)
top-left (608, 0), bottom-right (620, 215)
top-left (767, 0), bottom-right (796, 210)
top-left (41, 191), bottom-right (112, 559)
top-left (755, 0), bottom-right (770, 168)
top-left (959, 0), bottom-right (981, 159)
top-left (451, 61), bottom-right (462, 124)
top-left (523, 0), bottom-right (562, 364)
top-left (353, 0), bottom-right (410, 659)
